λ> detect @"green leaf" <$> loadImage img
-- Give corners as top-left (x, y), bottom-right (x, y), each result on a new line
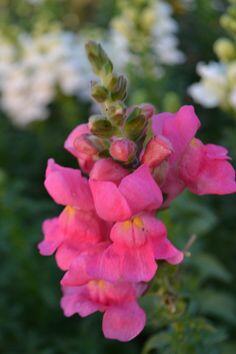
top-left (191, 253), bottom-right (232, 282)
top-left (142, 332), bottom-right (171, 354)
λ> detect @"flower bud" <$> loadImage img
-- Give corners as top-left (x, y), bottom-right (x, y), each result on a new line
top-left (109, 138), bottom-right (137, 162)
top-left (107, 102), bottom-right (126, 126)
top-left (91, 83), bottom-right (109, 102)
top-left (85, 41), bottom-right (113, 76)
top-left (214, 38), bottom-right (236, 61)
top-left (89, 115), bottom-right (115, 138)
top-left (124, 107), bottom-right (147, 140)
top-left (140, 103), bottom-right (155, 119)
top-left (141, 136), bottom-right (172, 168)
top-left (74, 133), bottom-right (105, 156)
top-left (110, 75), bottom-right (128, 101)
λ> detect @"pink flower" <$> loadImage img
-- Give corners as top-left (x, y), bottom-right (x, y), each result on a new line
top-left (38, 159), bottom-right (108, 270)
top-left (152, 105), bottom-right (236, 204)
top-left (109, 138), bottom-right (137, 162)
top-left (89, 162), bottom-right (163, 222)
top-left (64, 123), bottom-right (97, 173)
top-left (84, 213), bottom-right (183, 282)
top-left (60, 248), bottom-right (146, 342)
top-left (179, 138), bottom-right (236, 195)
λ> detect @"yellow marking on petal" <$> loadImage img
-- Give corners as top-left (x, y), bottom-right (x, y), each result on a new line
top-left (64, 205), bottom-right (76, 216)
top-left (122, 220), bottom-right (132, 230)
top-left (190, 138), bottom-right (198, 147)
top-left (133, 216), bottom-right (144, 229)
top-left (89, 280), bottom-right (106, 290)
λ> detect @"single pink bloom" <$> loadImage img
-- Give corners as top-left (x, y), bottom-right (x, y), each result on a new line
top-left (179, 138), bottom-right (236, 195)
top-left (152, 105), bottom-right (236, 204)
top-left (40, 159), bottom-right (109, 269)
top-left (85, 213), bottom-right (183, 282)
top-left (64, 123), bottom-right (97, 173)
top-left (61, 248), bottom-right (146, 342)
top-left (89, 163), bottom-right (163, 222)
top-left (109, 138), bottom-right (137, 162)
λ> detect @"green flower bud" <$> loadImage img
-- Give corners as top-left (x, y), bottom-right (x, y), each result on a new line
top-left (110, 75), bottom-right (128, 101)
top-left (89, 115), bottom-right (115, 138)
top-left (85, 41), bottom-right (113, 76)
top-left (107, 102), bottom-right (126, 126)
top-left (105, 74), bottom-right (119, 91)
top-left (124, 107), bottom-right (147, 140)
top-left (214, 38), bottom-right (236, 61)
top-left (91, 83), bottom-right (109, 102)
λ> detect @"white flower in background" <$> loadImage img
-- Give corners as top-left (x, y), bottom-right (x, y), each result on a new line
top-left (111, 0), bottom-right (185, 73)
top-left (27, 0), bottom-right (44, 4)
top-left (0, 31), bottom-right (90, 126)
top-left (152, 1), bottom-right (185, 65)
top-left (189, 61), bottom-right (236, 111)
top-left (0, 28), bottom-right (132, 126)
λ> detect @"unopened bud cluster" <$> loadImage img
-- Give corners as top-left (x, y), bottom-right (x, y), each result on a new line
top-left (82, 41), bottom-right (153, 164)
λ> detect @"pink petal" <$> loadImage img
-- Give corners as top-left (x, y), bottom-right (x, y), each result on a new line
top-left (103, 302), bottom-right (146, 341)
top-left (180, 140), bottom-right (236, 195)
top-left (92, 242), bottom-right (157, 282)
top-left (90, 158), bottom-right (129, 185)
top-left (86, 244), bottom-right (122, 282)
top-left (89, 180), bottom-right (132, 221)
top-left (38, 218), bottom-right (63, 256)
top-left (55, 244), bottom-right (79, 271)
top-left (44, 159), bottom-right (94, 210)
top-left (59, 208), bottom-right (106, 245)
top-left (119, 165), bottom-right (163, 214)
top-left (110, 219), bottom-right (147, 247)
top-left (153, 239), bottom-right (184, 265)
top-left (141, 136), bottom-right (172, 168)
top-left (61, 286), bottom-right (99, 317)
top-left (205, 144), bottom-right (230, 160)
top-left (189, 159), bottom-right (236, 195)
top-left (61, 255), bottom-right (91, 287)
top-left (64, 124), bottom-right (90, 158)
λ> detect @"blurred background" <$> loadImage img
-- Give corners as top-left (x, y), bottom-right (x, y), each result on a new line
top-left (0, 0), bottom-right (236, 353)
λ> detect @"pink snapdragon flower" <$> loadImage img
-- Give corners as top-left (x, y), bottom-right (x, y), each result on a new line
top-left (87, 159), bottom-right (183, 282)
top-left (38, 159), bottom-right (108, 270)
top-left (84, 213), bottom-right (183, 282)
top-left (60, 248), bottom-right (146, 342)
top-left (151, 105), bottom-right (236, 204)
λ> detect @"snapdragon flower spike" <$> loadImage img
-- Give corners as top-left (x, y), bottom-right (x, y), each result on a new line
top-left (85, 213), bottom-right (183, 282)
top-left (38, 159), bottom-right (108, 270)
top-left (60, 247), bottom-right (146, 342)
top-left (89, 160), bottom-right (163, 222)
top-left (151, 105), bottom-right (236, 205)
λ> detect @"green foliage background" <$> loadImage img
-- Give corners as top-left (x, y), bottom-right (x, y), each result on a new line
top-left (0, 0), bottom-right (235, 353)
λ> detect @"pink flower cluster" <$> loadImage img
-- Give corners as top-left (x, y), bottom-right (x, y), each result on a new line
top-left (38, 105), bottom-right (236, 341)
